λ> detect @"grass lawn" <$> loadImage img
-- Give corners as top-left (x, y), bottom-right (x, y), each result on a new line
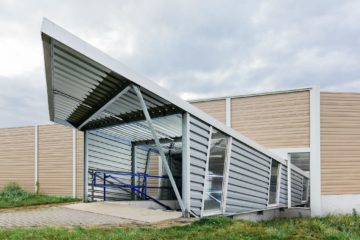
top-left (0, 183), bottom-right (79, 209)
top-left (0, 214), bottom-right (359, 240)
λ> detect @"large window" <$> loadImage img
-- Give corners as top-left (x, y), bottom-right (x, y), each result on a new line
top-left (268, 160), bottom-right (280, 205)
top-left (204, 129), bottom-right (229, 212)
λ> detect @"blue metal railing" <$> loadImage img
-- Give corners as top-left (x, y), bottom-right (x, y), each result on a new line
top-left (91, 170), bottom-right (181, 210)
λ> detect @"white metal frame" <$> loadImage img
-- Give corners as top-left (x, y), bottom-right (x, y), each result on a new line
top-left (287, 155), bottom-right (292, 208)
top-left (267, 160), bottom-right (282, 207)
top-left (310, 86), bottom-right (322, 216)
top-left (182, 112), bottom-right (191, 217)
top-left (225, 98), bottom-right (231, 127)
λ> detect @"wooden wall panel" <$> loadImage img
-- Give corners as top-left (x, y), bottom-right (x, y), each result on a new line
top-left (38, 124), bottom-right (73, 196)
top-left (192, 99), bottom-right (226, 124)
top-left (76, 131), bottom-right (84, 198)
top-left (321, 92), bottom-right (360, 195)
top-left (231, 91), bottom-right (310, 148)
top-left (0, 126), bottom-right (35, 192)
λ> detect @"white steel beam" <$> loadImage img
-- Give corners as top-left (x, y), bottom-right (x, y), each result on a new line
top-left (78, 85), bottom-right (132, 129)
top-left (287, 156), bottom-right (292, 208)
top-left (276, 164), bottom-right (282, 205)
top-left (182, 112), bottom-right (191, 217)
top-left (133, 85), bottom-right (185, 214)
top-left (225, 98), bottom-right (231, 127)
top-left (310, 86), bottom-right (321, 216)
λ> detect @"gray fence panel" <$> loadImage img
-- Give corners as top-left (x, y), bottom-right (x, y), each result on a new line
top-left (189, 115), bottom-right (211, 216)
top-left (225, 139), bottom-right (272, 214)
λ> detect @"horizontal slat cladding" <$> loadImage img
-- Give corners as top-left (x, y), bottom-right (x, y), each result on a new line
top-left (279, 165), bottom-right (288, 206)
top-left (38, 124), bottom-right (73, 196)
top-left (87, 131), bottom-right (133, 201)
top-left (0, 126), bottom-right (35, 193)
top-left (76, 131), bottom-right (84, 198)
top-left (321, 92), bottom-right (360, 194)
top-left (291, 170), bottom-right (303, 206)
top-left (189, 115), bottom-right (210, 216)
top-left (231, 91), bottom-right (310, 148)
top-left (225, 139), bottom-right (271, 214)
top-left (192, 99), bottom-right (226, 124)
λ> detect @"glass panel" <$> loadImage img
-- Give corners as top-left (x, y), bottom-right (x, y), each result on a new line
top-left (268, 161), bottom-right (280, 205)
top-left (302, 178), bottom-right (309, 201)
top-left (204, 129), bottom-right (229, 212)
top-left (290, 152), bottom-right (310, 172)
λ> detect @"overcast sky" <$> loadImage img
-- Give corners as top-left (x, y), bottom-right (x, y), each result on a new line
top-left (0, 0), bottom-right (359, 127)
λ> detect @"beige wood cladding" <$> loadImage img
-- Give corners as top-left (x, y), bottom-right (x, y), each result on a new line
top-left (148, 152), bottom-right (160, 197)
top-left (231, 91), bottom-right (310, 148)
top-left (76, 131), bottom-right (84, 198)
top-left (38, 124), bottom-right (74, 196)
top-left (321, 92), bottom-right (360, 195)
top-left (192, 99), bottom-right (226, 124)
top-left (0, 126), bottom-right (35, 192)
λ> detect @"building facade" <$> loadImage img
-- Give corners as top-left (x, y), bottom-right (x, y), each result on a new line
top-left (1, 87), bottom-right (358, 216)
top-left (192, 88), bottom-right (360, 215)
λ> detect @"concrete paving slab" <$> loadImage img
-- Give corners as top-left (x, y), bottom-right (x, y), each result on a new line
top-left (64, 201), bottom-right (182, 223)
top-left (0, 207), bottom-right (134, 228)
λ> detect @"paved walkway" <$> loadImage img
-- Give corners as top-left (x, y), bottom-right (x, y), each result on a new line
top-left (0, 202), bottom-right (182, 228)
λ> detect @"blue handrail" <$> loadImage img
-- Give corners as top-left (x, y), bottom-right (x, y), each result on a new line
top-left (91, 170), bottom-right (181, 210)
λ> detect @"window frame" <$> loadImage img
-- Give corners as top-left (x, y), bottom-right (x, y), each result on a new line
top-left (267, 159), bottom-right (282, 207)
top-left (201, 128), bottom-right (230, 216)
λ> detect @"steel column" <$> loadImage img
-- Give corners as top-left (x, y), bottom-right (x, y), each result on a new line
top-left (131, 143), bottom-right (136, 200)
top-left (182, 112), bottom-right (191, 217)
top-left (287, 156), bottom-right (292, 208)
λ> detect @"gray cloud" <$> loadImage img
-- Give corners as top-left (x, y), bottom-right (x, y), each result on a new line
top-left (0, 0), bottom-right (359, 127)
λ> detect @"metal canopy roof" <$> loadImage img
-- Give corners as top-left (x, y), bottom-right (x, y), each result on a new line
top-left (41, 18), bottom-right (305, 170)
top-left (43, 37), bottom-right (180, 130)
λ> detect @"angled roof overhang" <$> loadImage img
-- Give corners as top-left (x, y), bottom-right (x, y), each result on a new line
top-left (41, 18), bottom-right (308, 172)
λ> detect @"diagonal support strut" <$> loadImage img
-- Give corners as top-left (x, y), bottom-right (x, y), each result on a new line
top-left (132, 85), bottom-right (185, 214)
top-left (78, 85), bottom-right (132, 130)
